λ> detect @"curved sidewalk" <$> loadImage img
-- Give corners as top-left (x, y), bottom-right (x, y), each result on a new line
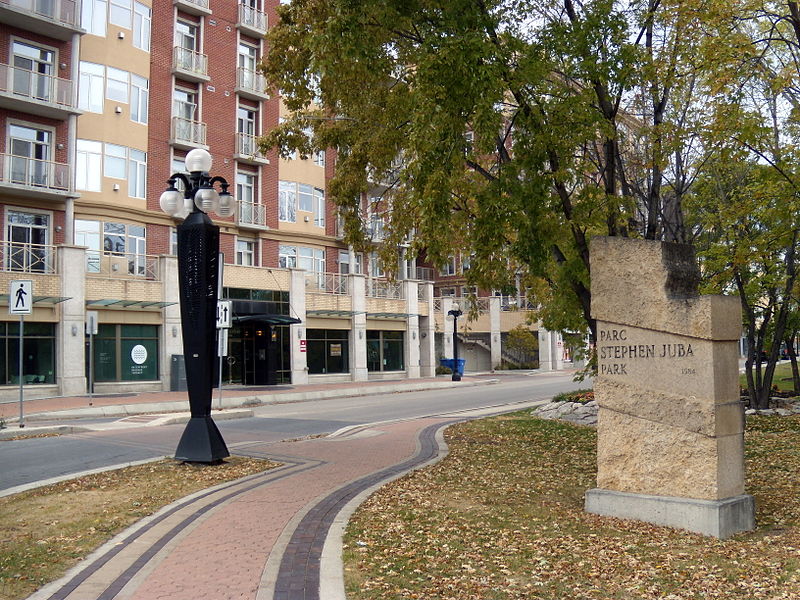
top-left (27, 416), bottom-right (460, 600)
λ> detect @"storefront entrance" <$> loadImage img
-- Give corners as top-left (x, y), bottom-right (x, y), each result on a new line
top-left (223, 323), bottom-right (292, 385)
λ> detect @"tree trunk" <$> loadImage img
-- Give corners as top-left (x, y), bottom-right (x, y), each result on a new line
top-left (787, 335), bottom-right (800, 394)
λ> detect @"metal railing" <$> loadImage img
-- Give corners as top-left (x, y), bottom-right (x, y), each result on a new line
top-left (415, 267), bottom-right (434, 281)
top-left (238, 4), bottom-right (267, 31)
top-left (417, 285), bottom-right (426, 301)
top-left (236, 132), bottom-right (267, 160)
top-left (500, 296), bottom-right (535, 311)
top-left (238, 200), bottom-right (266, 228)
top-left (306, 272), bottom-right (348, 295)
top-left (0, 63), bottom-right (74, 107)
top-left (433, 298), bottom-right (442, 313)
top-left (171, 116), bottom-right (207, 146)
top-left (367, 278), bottom-right (404, 299)
top-left (0, 153), bottom-right (70, 191)
top-left (236, 67), bottom-right (267, 96)
top-left (173, 46), bottom-right (208, 77)
top-left (0, 241), bottom-right (56, 273)
top-left (1, 0), bottom-right (79, 26)
top-left (176, 0), bottom-right (209, 11)
top-left (85, 251), bottom-right (160, 280)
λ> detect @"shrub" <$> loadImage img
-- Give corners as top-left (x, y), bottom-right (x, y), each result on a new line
top-left (552, 389), bottom-right (594, 404)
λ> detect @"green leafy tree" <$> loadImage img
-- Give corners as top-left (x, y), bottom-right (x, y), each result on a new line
top-left (261, 0), bottom-right (724, 343)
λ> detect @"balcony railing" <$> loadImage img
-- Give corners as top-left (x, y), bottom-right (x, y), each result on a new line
top-left (236, 67), bottom-right (268, 98)
top-left (174, 0), bottom-right (209, 14)
top-left (306, 272), bottom-right (348, 295)
top-left (0, 153), bottom-right (70, 191)
top-left (171, 116), bottom-right (207, 147)
top-left (0, 63), bottom-right (74, 107)
top-left (367, 278), bottom-right (404, 299)
top-left (238, 200), bottom-right (267, 228)
top-left (173, 47), bottom-right (208, 78)
top-left (415, 266), bottom-right (434, 282)
top-left (238, 4), bottom-right (267, 33)
top-left (236, 132), bottom-right (268, 162)
top-left (85, 251), bottom-right (160, 280)
top-left (0, 0), bottom-right (79, 27)
top-left (0, 241), bottom-right (56, 273)
top-left (500, 296), bottom-right (535, 311)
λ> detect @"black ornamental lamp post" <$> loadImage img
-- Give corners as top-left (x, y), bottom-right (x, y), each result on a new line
top-left (159, 148), bottom-right (235, 463)
top-left (448, 302), bottom-right (463, 382)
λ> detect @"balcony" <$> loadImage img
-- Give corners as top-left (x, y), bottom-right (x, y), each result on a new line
top-left (170, 116), bottom-right (208, 150)
top-left (173, 0), bottom-right (211, 16)
top-left (0, 0), bottom-right (82, 40)
top-left (0, 241), bottom-right (56, 274)
top-left (0, 153), bottom-right (72, 201)
top-left (85, 251), bottom-right (160, 280)
top-left (367, 278), bottom-right (404, 300)
top-left (234, 133), bottom-right (269, 165)
top-left (172, 47), bottom-right (209, 83)
top-left (235, 67), bottom-right (269, 101)
top-left (0, 63), bottom-right (80, 119)
top-left (306, 272), bottom-right (348, 295)
top-left (237, 4), bottom-right (267, 37)
top-left (415, 266), bottom-right (434, 282)
top-left (237, 200), bottom-right (267, 229)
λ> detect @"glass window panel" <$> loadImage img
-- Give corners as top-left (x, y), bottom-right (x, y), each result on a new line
top-left (106, 67), bottom-right (129, 102)
top-left (104, 143), bottom-right (127, 179)
top-left (110, 0), bottom-right (132, 28)
top-left (298, 183), bottom-right (313, 212)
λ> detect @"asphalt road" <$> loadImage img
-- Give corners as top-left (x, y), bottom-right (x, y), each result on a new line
top-left (0, 372), bottom-right (585, 493)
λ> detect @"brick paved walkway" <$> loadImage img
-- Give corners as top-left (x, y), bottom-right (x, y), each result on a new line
top-left (29, 417), bottom-right (457, 600)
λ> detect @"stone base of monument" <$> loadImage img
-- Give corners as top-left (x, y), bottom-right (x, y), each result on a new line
top-left (585, 488), bottom-right (755, 539)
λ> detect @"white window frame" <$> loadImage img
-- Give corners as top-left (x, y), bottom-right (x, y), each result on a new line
top-left (76, 139), bottom-right (103, 192)
top-left (128, 149), bottom-right (146, 198)
top-left (130, 74), bottom-right (148, 124)
top-left (104, 143), bottom-right (127, 179)
top-left (279, 181), bottom-right (297, 223)
top-left (236, 238), bottom-right (256, 266)
top-left (78, 61), bottom-right (105, 113)
top-left (81, 0), bottom-right (108, 36)
top-left (106, 66), bottom-right (129, 103)
top-left (439, 256), bottom-right (457, 277)
top-left (133, 1), bottom-right (151, 51)
top-left (279, 245), bottom-right (297, 268)
top-left (109, 0), bottom-right (132, 28)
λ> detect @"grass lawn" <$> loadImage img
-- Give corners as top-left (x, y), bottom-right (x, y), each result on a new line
top-left (741, 360), bottom-right (799, 394)
top-left (0, 457), bottom-right (277, 600)
top-left (345, 412), bottom-right (800, 600)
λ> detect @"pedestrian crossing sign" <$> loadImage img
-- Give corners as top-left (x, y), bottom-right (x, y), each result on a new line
top-left (9, 280), bottom-right (32, 315)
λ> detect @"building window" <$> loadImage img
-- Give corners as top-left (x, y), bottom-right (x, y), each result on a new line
top-left (175, 20), bottom-right (200, 53)
top-left (130, 74), bottom-right (148, 124)
top-left (369, 213), bottom-right (384, 241)
top-left (369, 252), bottom-right (384, 278)
top-left (279, 181), bottom-right (324, 226)
top-left (106, 66), bottom-right (129, 103)
top-left (79, 62), bottom-right (105, 112)
top-left (82, 0), bottom-right (108, 36)
top-left (170, 227), bottom-right (178, 255)
top-left (279, 245), bottom-right (296, 268)
top-left (439, 256), bottom-right (457, 277)
top-left (6, 210), bottom-right (50, 272)
top-left (313, 149), bottom-right (325, 168)
top-left (366, 331), bottom-right (404, 372)
top-left (133, 1), bottom-right (151, 51)
top-left (236, 238), bottom-right (256, 266)
top-left (279, 181), bottom-right (296, 222)
top-left (236, 171), bottom-right (256, 204)
top-left (0, 322), bottom-right (56, 385)
top-left (128, 149), bottom-right (147, 198)
top-left (110, 0), bottom-right (132, 28)
top-left (12, 41), bottom-right (54, 102)
top-left (76, 140), bottom-right (103, 191)
top-left (298, 247), bottom-right (325, 274)
top-left (439, 287), bottom-right (456, 297)
top-left (307, 329), bottom-right (349, 374)
top-left (76, 219), bottom-right (101, 272)
top-left (104, 143), bottom-right (126, 179)
top-left (8, 124), bottom-right (51, 187)
top-left (93, 324), bottom-right (159, 383)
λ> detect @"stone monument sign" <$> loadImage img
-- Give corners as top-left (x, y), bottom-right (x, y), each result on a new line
top-left (585, 236), bottom-right (754, 538)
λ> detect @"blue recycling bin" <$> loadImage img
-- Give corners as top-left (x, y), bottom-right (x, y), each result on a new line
top-left (439, 358), bottom-right (466, 375)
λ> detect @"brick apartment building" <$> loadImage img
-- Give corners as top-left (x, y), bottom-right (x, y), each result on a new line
top-left (0, 0), bottom-right (566, 401)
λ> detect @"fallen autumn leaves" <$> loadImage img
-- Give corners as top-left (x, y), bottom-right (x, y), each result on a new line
top-left (344, 411), bottom-right (800, 600)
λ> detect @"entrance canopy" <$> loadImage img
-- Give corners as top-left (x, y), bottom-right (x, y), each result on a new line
top-left (233, 314), bottom-right (301, 325)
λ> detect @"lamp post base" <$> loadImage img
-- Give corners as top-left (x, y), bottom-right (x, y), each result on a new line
top-left (175, 416), bottom-right (230, 463)
top-left (451, 373), bottom-right (461, 381)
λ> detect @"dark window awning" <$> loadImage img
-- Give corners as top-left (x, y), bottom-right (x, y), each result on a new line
top-left (86, 299), bottom-right (177, 309)
top-left (367, 312), bottom-right (412, 319)
top-left (306, 309), bottom-right (359, 318)
top-left (234, 314), bottom-right (301, 325)
top-left (0, 294), bottom-right (71, 305)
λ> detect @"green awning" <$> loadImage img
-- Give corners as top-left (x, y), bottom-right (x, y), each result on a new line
top-left (86, 299), bottom-right (177, 309)
top-left (0, 294), bottom-right (70, 305)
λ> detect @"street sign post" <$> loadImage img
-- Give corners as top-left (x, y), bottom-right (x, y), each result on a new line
top-left (216, 256), bottom-right (228, 411)
top-left (9, 280), bottom-right (32, 428)
top-left (216, 300), bottom-right (232, 329)
top-left (86, 311), bottom-right (99, 400)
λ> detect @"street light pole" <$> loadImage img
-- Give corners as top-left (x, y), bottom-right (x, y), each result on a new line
top-left (448, 302), bottom-right (463, 382)
top-left (159, 148), bottom-right (235, 463)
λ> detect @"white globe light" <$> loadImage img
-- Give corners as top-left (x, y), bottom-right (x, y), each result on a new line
top-left (452, 302), bottom-right (460, 312)
top-left (159, 189), bottom-right (182, 216)
top-left (216, 192), bottom-right (235, 217)
top-left (194, 186), bottom-right (219, 213)
top-left (176, 197), bottom-right (192, 219)
top-left (185, 148), bottom-right (213, 173)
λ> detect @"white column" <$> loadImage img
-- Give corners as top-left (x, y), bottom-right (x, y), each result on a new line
top-left (404, 280), bottom-right (420, 378)
top-left (489, 296), bottom-right (501, 369)
top-left (160, 255), bottom-right (182, 390)
top-left (57, 245), bottom-right (86, 396)
top-left (290, 268), bottom-right (308, 384)
top-left (538, 328), bottom-right (565, 371)
top-left (350, 273), bottom-right (368, 381)
top-left (442, 297), bottom-right (454, 360)
top-left (419, 282), bottom-right (436, 376)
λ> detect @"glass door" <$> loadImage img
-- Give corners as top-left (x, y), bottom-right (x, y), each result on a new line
top-left (12, 41), bottom-right (54, 101)
top-left (7, 210), bottom-right (49, 272)
top-left (9, 124), bottom-right (51, 187)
